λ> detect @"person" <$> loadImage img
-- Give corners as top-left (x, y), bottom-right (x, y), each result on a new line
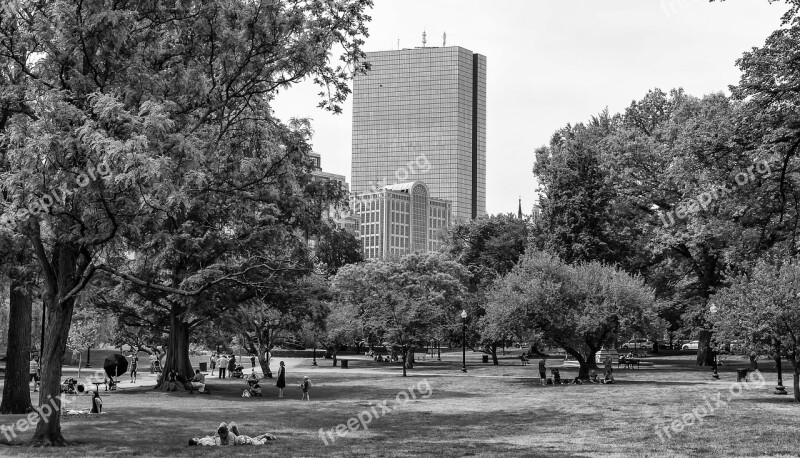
top-left (538, 356), bottom-right (547, 386)
top-left (149, 353), bottom-right (156, 373)
top-left (625, 352), bottom-right (633, 359)
top-left (191, 369), bottom-right (207, 393)
top-left (130, 358), bottom-right (138, 383)
top-left (603, 355), bottom-right (613, 381)
top-left (250, 354), bottom-right (256, 368)
top-left (228, 355), bottom-right (237, 377)
top-left (214, 422), bottom-right (237, 446)
top-left (90, 391), bottom-right (102, 413)
top-left (276, 361), bottom-right (286, 398)
top-left (210, 354), bottom-right (217, 376)
top-left (218, 354), bottom-right (229, 379)
top-left (588, 369), bottom-right (600, 384)
top-left (300, 376), bottom-right (311, 401)
top-left (230, 423), bottom-right (277, 444)
top-left (29, 356), bottom-right (40, 392)
top-left (603, 370), bottom-right (615, 384)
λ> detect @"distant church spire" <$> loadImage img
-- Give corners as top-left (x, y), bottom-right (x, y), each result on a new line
top-left (443, 32), bottom-right (447, 47)
top-left (422, 30), bottom-right (427, 47)
top-left (518, 197), bottom-right (523, 219)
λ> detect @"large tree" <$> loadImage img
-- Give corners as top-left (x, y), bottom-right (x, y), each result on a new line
top-left (444, 214), bottom-right (529, 364)
top-left (487, 251), bottom-right (658, 379)
top-left (332, 252), bottom-right (470, 376)
top-left (0, 0), bottom-right (371, 445)
top-left (711, 258), bottom-right (800, 401)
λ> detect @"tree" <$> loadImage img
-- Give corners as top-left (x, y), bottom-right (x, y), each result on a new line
top-left (711, 258), bottom-right (800, 401)
top-left (66, 309), bottom-right (99, 379)
top-left (0, 0), bottom-right (372, 444)
top-left (488, 251), bottom-right (658, 379)
top-left (443, 214), bottom-right (529, 364)
top-left (332, 252), bottom-right (470, 376)
top-left (0, 276), bottom-right (32, 414)
top-left (315, 223), bottom-right (364, 276)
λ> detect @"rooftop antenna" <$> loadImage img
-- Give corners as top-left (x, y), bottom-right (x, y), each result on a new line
top-left (422, 30), bottom-right (426, 47)
top-left (443, 32), bottom-right (447, 47)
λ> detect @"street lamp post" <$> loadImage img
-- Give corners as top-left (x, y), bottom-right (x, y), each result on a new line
top-left (461, 310), bottom-right (467, 373)
top-left (709, 304), bottom-right (719, 379)
top-left (312, 336), bottom-right (317, 366)
top-left (775, 341), bottom-right (787, 395)
top-left (86, 346), bottom-right (92, 368)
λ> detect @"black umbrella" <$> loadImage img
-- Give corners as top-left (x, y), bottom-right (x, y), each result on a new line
top-left (103, 354), bottom-right (129, 379)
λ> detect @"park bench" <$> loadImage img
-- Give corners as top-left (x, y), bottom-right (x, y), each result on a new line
top-left (519, 355), bottom-right (529, 365)
top-left (618, 357), bottom-right (640, 369)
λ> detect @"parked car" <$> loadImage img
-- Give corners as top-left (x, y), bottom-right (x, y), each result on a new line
top-left (621, 339), bottom-right (654, 350)
top-left (681, 340), bottom-right (700, 350)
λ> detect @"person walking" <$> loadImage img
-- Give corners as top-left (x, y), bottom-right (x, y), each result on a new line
top-left (218, 354), bottom-right (229, 379)
top-left (29, 356), bottom-right (40, 392)
top-left (149, 353), bottom-right (156, 373)
top-left (210, 354), bottom-right (217, 376)
top-left (276, 361), bottom-right (286, 398)
top-left (538, 356), bottom-right (547, 386)
top-left (250, 354), bottom-right (256, 368)
top-left (300, 376), bottom-right (311, 401)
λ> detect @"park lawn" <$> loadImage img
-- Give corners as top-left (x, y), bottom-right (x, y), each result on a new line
top-left (0, 353), bottom-right (799, 457)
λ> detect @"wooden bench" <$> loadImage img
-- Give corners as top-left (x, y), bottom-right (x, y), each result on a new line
top-left (519, 355), bottom-right (529, 365)
top-left (618, 357), bottom-right (640, 369)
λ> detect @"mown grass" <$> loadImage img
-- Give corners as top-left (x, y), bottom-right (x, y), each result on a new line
top-left (0, 351), bottom-right (798, 457)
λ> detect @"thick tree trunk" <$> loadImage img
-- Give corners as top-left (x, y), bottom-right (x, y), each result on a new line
top-left (0, 280), bottom-right (33, 414)
top-left (29, 295), bottom-right (75, 446)
top-left (156, 311), bottom-right (193, 389)
top-left (564, 346), bottom-right (589, 379)
top-left (793, 357), bottom-right (799, 402)
top-left (696, 330), bottom-right (713, 366)
top-left (401, 348), bottom-right (408, 377)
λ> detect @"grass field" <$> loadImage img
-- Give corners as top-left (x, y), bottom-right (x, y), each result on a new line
top-left (0, 349), bottom-right (798, 457)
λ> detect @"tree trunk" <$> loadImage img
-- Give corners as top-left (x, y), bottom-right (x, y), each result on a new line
top-left (564, 346), bottom-right (589, 379)
top-left (586, 348), bottom-right (599, 370)
top-left (696, 330), bottom-right (713, 366)
top-left (0, 280), bottom-right (33, 414)
top-left (490, 342), bottom-right (499, 365)
top-left (29, 294), bottom-right (75, 446)
top-left (401, 348), bottom-right (408, 377)
top-left (793, 357), bottom-right (799, 402)
top-left (156, 310), bottom-right (193, 389)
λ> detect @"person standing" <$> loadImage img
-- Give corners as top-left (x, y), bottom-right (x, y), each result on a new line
top-left (250, 354), bottom-right (256, 368)
top-left (29, 356), bottom-right (40, 392)
top-left (149, 353), bottom-right (156, 373)
top-left (210, 354), bottom-right (217, 376)
top-left (276, 361), bottom-right (286, 398)
top-left (130, 358), bottom-right (138, 383)
top-left (538, 356), bottom-right (547, 386)
top-left (300, 376), bottom-right (311, 401)
top-left (218, 354), bottom-right (229, 379)
top-left (228, 355), bottom-right (236, 377)
top-left (90, 391), bottom-right (102, 413)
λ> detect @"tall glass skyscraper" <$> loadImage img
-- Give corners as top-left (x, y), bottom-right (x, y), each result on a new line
top-left (351, 46), bottom-right (486, 222)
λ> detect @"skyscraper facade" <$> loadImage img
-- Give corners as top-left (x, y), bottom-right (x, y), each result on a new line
top-left (351, 46), bottom-right (486, 222)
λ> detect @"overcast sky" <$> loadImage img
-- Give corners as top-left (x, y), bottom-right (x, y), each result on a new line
top-left (272, 0), bottom-right (787, 216)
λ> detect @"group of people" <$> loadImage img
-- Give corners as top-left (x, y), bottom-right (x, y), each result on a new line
top-left (367, 350), bottom-right (399, 363)
top-left (273, 361), bottom-right (311, 400)
top-left (537, 355), bottom-right (616, 385)
top-left (210, 354), bottom-right (244, 379)
top-left (188, 422), bottom-right (277, 446)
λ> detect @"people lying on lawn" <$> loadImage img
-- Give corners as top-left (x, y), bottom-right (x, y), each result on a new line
top-left (188, 422), bottom-right (277, 446)
top-left (229, 422), bottom-right (277, 444)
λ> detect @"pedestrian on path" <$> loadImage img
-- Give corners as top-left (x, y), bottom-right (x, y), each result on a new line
top-left (276, 361), bottom-right (286, 398)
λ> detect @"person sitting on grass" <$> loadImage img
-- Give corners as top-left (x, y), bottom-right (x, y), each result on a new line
top-left (189, 422), bottom-right (277, 446)
top-left (588, 370), bottom-right (600, 384)
top-left (603, 371), bottom-right (615, 384)
top-left (90, 391), bottom-right (102, 413)
top-left (215, 422), bottom-right (237, 445)
top-left (191, 369), bottom-right (207, 393)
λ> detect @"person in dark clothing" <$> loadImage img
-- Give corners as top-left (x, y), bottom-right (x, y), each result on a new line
top-left (538, 357), bottom-right (547, 386)
top-left (228, 355), bottom-right (236, 375)
top-left (276, 361), bottom-right (286, 398)
top-left (90, 391), bottom-right (102, 413)
top-left (250, 354), bottom-right (256, 368)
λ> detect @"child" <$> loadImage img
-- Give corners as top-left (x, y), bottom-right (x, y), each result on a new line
top-left (300, 376), bottom-right (311, 401)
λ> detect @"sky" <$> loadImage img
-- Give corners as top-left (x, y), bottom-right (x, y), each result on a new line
top-left (272, 0), bottom-right (787, 216)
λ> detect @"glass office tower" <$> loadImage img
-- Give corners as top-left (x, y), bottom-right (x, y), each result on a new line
top-left (351, 46), bottom-right (486, 222)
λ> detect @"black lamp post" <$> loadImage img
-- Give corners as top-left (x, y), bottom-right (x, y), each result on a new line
top-left (86, 346), bottom-right (92, 368)
top-left (461, 310), bottom-right (467, 373)
top-left (709, 304), bottom-right (719, 379)
top-left (775, 341), bottom-right (787, 395)
top-left (312, 336), bottom-right (317, 366)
